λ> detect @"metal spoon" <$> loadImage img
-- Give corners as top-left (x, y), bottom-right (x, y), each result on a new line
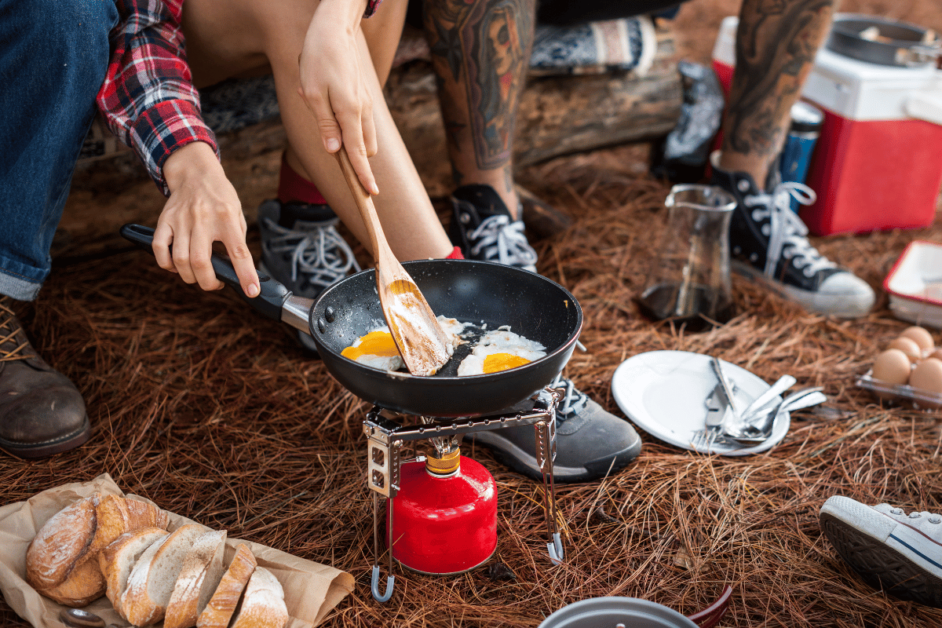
top-left (727, 389), bottom-right (828, 444)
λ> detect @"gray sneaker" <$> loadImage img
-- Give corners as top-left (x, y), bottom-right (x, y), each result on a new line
top-left (821, 496), bottom-right (942, 607)
top-left (470, 375), bottom-right (642, 483)
top-left (258, 200), bottom-right (360, 351)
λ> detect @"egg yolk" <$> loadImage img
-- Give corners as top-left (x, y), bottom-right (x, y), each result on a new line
top-left (341, 331), bottom-right (400, 360)
top-left (483, 353), bottom-right (531, 373)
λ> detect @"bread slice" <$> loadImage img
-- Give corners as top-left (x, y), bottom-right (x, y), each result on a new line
top-left (229, 567), bottom-right (288, 628)
top-left (26, 493), bottom-right (100, 591)
top-left (164, 530), bottom-right (228, 628)
top-left (98, 527), bottom-right (168, 617)
top-left (121, 523), bottom-right (206, 627)
top-left (39, 558), bottom-right (106, 607)
top-left (197, 544), bottom-right (257, 628)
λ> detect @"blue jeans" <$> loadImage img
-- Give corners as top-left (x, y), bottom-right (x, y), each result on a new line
top-left (0, 0), bottom-right (118, 301)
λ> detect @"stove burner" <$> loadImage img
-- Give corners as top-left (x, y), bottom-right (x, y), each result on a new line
top-left (362, 387), bottom-right (564, 602)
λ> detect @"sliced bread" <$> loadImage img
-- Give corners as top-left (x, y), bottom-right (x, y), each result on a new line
top-left (121, 523), bottom-right (207, 627)
top-left (164, 530), bottom-right (228, 628)
top-left (98, 527), bottom-right (168, 617)
top-left (196, 544), bottom-right (257, 628)
top-left (26, 493), bottom-right (100, 590)
top-left (229, 567), bottom-right (288, 628)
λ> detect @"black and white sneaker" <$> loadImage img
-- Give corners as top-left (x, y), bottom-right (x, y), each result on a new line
top-left (449, 184), bottom-right (538, 272)
top-left (821, 496), bottom-right (942, 607)
top-left (470, 375), bottom-right (642, 483)
top-left (257, 200), bottom-right (361, 352)
top-left (711, 153), bottom-right (874, 318)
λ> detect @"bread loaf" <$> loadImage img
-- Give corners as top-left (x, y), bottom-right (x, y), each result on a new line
top-left (39, 558), bottom-right (106, 607)
top-left (197, 544), bottom-right (257, 628)
top-left (164, 530), bottom-right (227, 628)
top-left (121, 523), bottom-right (207, 626)
top-left (98, 527), bottom-right (168, 618)
top-left (25, 493), bottom-right (100, 591)
top-left (229, 567), bottom-right (288, 628)
top-left (125, 497), bottom-right (170, 531)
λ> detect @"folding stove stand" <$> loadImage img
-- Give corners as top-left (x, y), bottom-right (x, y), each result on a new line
top-left (363, 388), bottom-right (564, 602)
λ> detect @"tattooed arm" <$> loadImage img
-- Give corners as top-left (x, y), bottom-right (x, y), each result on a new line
top-left (423, 0), bottom-right (535, 215)
top-left (720, 0), bottom-right (835, 186)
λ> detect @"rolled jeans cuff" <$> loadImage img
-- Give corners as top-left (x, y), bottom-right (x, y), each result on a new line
top-left (0, 264), bottom-right (44, 301)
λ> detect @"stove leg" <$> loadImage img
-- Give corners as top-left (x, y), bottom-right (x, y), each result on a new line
top-left (535, 419), bottom-right (564, 565)
top-left (371, 491), bottom-right (395, 602)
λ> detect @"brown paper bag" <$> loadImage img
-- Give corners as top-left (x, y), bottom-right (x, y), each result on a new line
top-left (0, 474), bottom-right (354, 628)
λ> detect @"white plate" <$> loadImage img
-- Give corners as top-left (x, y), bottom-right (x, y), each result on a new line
top-left (611, 350), bottom-right (789, 456)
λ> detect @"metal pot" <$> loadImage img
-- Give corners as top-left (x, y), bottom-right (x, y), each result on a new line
top-left (826, 14), bottom-right (941, 68)
top-left (539, 587), bottom-right (732, 628)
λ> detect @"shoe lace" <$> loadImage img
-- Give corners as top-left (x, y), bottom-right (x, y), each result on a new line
top-left (0, 298), bottom-right (30, 362)
top-left (550, 374), bottom-right (588, 422)
top-left (468, 215), bottom-right (538, 269)
top-left (743, 182), bottom-right (835, 279)
top-left (263, 217), bottom-right (360, 291)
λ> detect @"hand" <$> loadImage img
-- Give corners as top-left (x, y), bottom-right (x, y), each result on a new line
top-left (298, 0), bottom-right (379, 195)
top-left (153, 142), bottom-right (260, 298)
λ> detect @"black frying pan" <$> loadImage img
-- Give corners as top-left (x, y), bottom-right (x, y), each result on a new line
top-left (121, 224), bottom-right (582, 417)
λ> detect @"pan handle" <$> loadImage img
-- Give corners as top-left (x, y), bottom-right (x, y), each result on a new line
top-left (119, 223), bottom-right (290, 322)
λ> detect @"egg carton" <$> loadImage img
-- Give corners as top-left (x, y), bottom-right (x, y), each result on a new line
top-left (856, 370), bottom-right (942, 411)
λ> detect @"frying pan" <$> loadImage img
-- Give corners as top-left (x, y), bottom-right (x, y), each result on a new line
top-left (827, 14), bottom-right (941, 68)
top-left (121, 224), bottom-right (582, 418)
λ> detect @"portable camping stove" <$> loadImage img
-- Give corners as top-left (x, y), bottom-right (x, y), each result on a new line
top-left (363, 387), bottom-right (564, 602)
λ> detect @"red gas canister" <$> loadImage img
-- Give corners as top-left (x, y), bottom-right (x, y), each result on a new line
top-left (387, 452), bottom-right (498, 575)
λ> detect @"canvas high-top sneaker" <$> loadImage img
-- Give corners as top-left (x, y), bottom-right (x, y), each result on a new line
top-left (711, 153), bottom-right (874, 318)
top-left (449, 185), bottom-right (538, 272)
top-left (821, 496), bottom-right (942, 607)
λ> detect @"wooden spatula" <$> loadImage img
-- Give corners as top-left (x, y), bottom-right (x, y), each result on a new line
top-left (333, 147), bottom-right (453, 376)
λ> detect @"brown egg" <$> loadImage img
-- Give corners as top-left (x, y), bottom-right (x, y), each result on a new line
top-left (899, 326), bottom-right (935, 353)
top-left (931, 348), bottom-right (942, 362)
top-left (872, 349), bottom-right (912, 386)
top-left (888, 337), bottom-right (922, 362)
top-left (909, 358), bottom-right (942, 408)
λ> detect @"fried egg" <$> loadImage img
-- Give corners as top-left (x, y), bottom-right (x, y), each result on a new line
top-left (340, 325), bottom-right (404, 371)
top-left (457, 327), bottom-right (546, 376)
top-left (341, 316), bottom-right (467, 371)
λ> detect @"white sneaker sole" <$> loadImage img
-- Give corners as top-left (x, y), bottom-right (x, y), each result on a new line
top-left (732, 261), bottom-right (873, 318)
top-left (820, 496), bottom-right (942, 607)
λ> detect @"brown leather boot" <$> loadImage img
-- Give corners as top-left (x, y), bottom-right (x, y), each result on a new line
top-left (0, 297), bottom-right (89, 458)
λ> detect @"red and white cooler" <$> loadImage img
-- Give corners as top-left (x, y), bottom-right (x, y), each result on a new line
top-left (712, 15), bottom-right (942, 236)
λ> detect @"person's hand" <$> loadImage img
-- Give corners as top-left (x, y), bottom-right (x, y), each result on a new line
top-left (153, 141), bottom-right (260, 298)
top-left (298, 0), bottom-right (378, 195)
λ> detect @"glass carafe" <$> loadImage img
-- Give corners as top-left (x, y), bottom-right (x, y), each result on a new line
top-left (637, 184), bottom-right (736, 331)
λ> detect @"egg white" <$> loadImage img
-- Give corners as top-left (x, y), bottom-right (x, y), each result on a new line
top-left (457, 327), bottom-right (546, 376)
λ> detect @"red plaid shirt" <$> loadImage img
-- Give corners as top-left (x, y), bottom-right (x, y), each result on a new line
top-left (96, 0), bottom-right (382, 196)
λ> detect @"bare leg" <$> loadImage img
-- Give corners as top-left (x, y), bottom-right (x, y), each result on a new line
top-left (423, 0), bottom-right (535, 217)
top-left (182, 0), bottom-right (453, 261)
top-left (719, 0), bottom-right (834, 186)
top-left (283, 0), bottom-right (408, 195)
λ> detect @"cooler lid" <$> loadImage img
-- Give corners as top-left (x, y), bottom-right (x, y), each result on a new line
top-left (803, 46), bottom-right (942, 121)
